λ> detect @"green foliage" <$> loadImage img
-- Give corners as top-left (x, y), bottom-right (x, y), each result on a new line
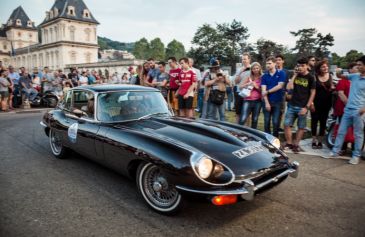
top-left (188, 20), bottom-right (249, 69)
top-left (332, 50), bottom-right (364, 68)
top-left (133, 37), bottom-right (150, 60)
top-left (290, 28), bottom-right (334, 59)
top-left (149, 38), bottom-right (165, 61)
top-left (255, 38), bottom-right (285, 64)
top-left (165, 39), bottom-right (186, 60)
top-left (98, 36), bottom-right (134, 52)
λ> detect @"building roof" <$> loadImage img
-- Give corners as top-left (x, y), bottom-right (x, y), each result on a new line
top-left (40, 0), bottom-right (99, 26)
top-left (5, 6), bottom-right (37, 30)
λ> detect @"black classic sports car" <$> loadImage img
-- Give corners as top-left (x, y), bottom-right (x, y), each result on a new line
top-left (41, 85), bottom-right (299, 214)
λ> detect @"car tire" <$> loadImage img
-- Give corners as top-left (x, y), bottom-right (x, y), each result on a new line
top-left (136, 162), bottom-right (183, 215)
top-left (49, 128), bottom-right (68, 159)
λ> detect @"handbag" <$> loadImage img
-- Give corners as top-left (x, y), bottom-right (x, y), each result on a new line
top-left (209, 89), bottom-right (225, 105)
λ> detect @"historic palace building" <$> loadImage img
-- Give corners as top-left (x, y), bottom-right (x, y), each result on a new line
top-left (0, 0), bottom-right (99, 70)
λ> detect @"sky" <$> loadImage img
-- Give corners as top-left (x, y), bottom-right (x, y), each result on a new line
top-left (1, 0), bottom-right (364, 56)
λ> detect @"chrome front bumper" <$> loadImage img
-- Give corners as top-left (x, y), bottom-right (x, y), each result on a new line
top-left (176, 161), bottom-right (299, 201)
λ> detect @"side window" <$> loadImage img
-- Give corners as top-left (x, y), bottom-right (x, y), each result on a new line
top-left (73, 90), bottom-right (94, 119)
top-left (64, 90), bottom-right (72, 111)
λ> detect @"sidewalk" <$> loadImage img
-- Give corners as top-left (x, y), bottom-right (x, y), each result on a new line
top-left (285, 138), bottom-right (365, 159)
top-left (0, 107), bottom-right (51, 115)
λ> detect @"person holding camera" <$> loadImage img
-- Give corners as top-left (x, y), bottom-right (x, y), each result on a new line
top-left (205, 70), bottom-right (230, 121)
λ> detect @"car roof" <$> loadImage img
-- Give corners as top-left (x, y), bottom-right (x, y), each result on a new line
top-left (74, 84), bottom-right (159, 93)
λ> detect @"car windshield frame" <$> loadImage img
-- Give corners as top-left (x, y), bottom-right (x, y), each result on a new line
top-left (95, 90), bottom-right (173, 123)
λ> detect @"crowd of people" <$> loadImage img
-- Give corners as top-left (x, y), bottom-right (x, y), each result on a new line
top-left (0, 54), bottom-right (364, 164)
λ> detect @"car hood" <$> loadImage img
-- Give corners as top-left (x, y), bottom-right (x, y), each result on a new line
top-left (117, 117), bottom-right (288, 175)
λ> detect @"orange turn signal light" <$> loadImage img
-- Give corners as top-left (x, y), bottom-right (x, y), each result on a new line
top-left (212, 195), bottom-right (238, 206)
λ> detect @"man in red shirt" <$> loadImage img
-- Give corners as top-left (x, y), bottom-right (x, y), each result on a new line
top-left (177, 57), bottom-right (197, 118)
top-left (168, 57), bottom-right (181, 114)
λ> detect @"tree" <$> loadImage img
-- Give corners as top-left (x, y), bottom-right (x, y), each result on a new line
top-left (98, 37), bottom-right (109, 50)
top-left (165, 39), bottom-right (186, 60)
top-left (149, 38), bottom-right (165, 61)
top-left (255, 38), bottom-right (285, 64)
top-left (290, 28), bottom-right (334, 60)
top-left (290, 28), bottom-right (317, 58)
top-left (216, 19), bottom-right (249, 71)
top-left (315, 33), bottom-right (334, 59)
top-left (333, 50), bottom-right (364, 68)
top-left (189, 20), bottom-right (250, 70)
top-left (133, 37), bottom-right (150, 60)
top-left (190, 23), bottom-right (223, 66)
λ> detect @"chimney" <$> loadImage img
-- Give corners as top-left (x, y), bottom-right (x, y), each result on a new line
top-left (46, 11), bottom-right (50, 20)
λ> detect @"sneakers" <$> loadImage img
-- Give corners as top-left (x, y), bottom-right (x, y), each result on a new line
top-left (324, 151), bottom-right (339, 159)
top-left (348, 156), bottom-right (360, 165)
top-left (282, 143), bottom-right (293, 151)
top-left (292, 145), bottom-right (305, 154)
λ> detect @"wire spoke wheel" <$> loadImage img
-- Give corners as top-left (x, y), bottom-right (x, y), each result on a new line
top-left (137, 162), bottom-right (182, 214)
top-left (49, 129), bottom-right (68, 158)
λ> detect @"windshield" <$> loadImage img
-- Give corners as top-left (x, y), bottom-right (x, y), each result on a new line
top-left (97, 91), bottom-right (172, 122)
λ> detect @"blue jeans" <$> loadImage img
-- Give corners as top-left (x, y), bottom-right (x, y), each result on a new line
top-left (197, 88), bottom-right (204, 112)
top-left (332, 108), bottom-right (365, 157)
top-left (240, 100), bottom-right (262, 129)
top-left (226, 87), bottom-right (233, 111)
top-left (263, 101), bottom-right (282, 137)
top-left (22, 88), bottom-right (38, 101)
top-left (207, 100), bottom-right (225, 121)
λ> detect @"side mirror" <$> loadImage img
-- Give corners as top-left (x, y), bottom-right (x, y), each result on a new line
top-left (73, 109), bottom-right (87, 118)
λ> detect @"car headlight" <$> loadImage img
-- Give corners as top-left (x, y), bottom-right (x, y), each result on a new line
top-left (265, 134), bottom-right (281, 149)
top-left (271, 138), bottom-right (281, 149)
top-left (197, 157), bottom-right (213, 179)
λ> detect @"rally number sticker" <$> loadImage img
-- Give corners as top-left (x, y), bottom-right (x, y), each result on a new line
top-left (68, 123), bottom-right (78, 143)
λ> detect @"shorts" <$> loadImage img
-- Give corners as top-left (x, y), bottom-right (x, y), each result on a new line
top-left (284, 104), bottom-right (307, 129)
top-left (178, 95), bottom-right (193, 109)
top-left (168, 89), bottom-right (179, 111)
top-left (0, 91), bottom-right (9, 98)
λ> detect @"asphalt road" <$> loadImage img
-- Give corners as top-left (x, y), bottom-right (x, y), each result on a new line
top-left (0, 112), bottom-right (364, 237)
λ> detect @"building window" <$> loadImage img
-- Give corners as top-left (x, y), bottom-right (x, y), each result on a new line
top-left (17, 32), bottom-right (22, 37)
top-left (16, 19), bottom-right (21, 26)
top-left (68, 6), bottom-right (75, 16)
top-left (85, 28), bottom-right (91, 42)
top-left (69, 26), bottom-right (75, 41)
top-left (3, 44), bottom-right (7, 50)
top-left (50, 10), bottom-right (54, 18)
top-left (54, 8), bottom-right (59, 17)
top-left (7, 19), bottom-right (13, 26)
top-left (27, 21), bottom-right (32, 27)
top-left (83, 9), bottom-right (90, 18)
top-left (29, 33), bottom-right (33, 39)
top-left (70, 51), bottom-right (76, 64)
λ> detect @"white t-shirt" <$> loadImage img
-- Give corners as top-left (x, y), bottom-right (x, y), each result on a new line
top-left (79, 76), bottom-right (88, 85)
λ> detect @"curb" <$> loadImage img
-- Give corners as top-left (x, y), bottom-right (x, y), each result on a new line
top-left (0, 108), bottom-right (51, 115)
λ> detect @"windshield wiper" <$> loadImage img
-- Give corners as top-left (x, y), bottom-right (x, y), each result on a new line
top-left (137, 112), bottom-right (170, 121)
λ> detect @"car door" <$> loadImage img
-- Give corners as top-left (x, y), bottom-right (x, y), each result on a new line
top-left (63, 89), bottom-right (101, 162)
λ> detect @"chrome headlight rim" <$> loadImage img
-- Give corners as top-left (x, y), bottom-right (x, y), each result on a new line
top-left (190, 155), bottom-right (235, 186)
top-left (265, 134), bottom-right (281, 149)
